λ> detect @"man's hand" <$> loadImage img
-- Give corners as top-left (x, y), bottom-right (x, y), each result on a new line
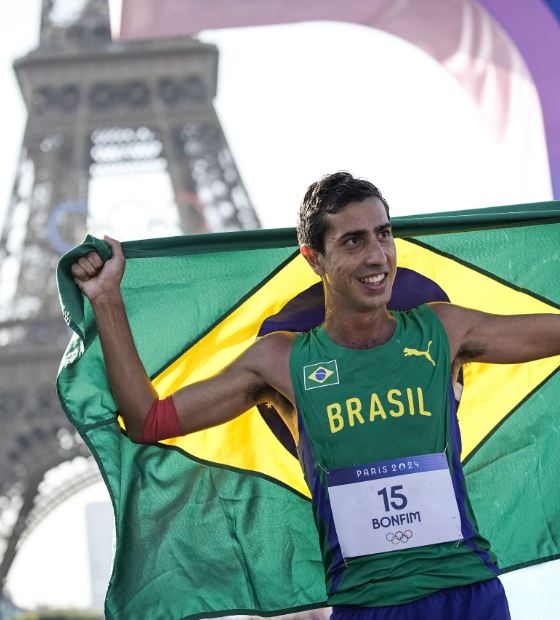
top-left (71, 236), bottom-right (125, 303)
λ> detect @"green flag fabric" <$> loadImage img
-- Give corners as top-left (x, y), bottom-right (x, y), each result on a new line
top-left (57, 201), bottom-right (560, 620)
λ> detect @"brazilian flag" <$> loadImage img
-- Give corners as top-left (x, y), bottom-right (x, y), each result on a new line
top-left (57, 200), bottom-right (560, 620)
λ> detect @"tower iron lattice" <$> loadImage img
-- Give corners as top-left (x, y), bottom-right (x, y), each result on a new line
top-left (0, 0), bottom-right (259, 602)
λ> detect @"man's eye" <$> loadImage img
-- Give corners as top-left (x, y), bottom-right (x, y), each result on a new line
top-left (347, 237), bottom-right (359, 245)
top-left (380, 230), bottom-right (392, 238)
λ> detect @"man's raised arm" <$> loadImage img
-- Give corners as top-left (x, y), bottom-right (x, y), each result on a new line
top-left (430, 303), bottom-right (560, 371)
top-left (71, 237), bottom-right (295, 444)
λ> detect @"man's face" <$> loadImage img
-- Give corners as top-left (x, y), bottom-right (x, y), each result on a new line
top-left (311, 197), bottom-right (397, 313)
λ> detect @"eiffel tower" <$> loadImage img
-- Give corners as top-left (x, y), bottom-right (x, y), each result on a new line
top-left (0, 0), bottom-right (259, 603)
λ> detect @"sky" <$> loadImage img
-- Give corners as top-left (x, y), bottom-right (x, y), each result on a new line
top-left (1, 0), bottom-right (559, 617)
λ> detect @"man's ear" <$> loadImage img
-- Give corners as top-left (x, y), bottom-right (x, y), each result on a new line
top-left (300, 244), bottom-right (325, 276)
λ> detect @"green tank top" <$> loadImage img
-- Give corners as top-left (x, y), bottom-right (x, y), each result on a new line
top-left (289, 304), bottom-right (498, 607)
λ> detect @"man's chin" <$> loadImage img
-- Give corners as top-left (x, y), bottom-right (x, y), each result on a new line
top-left (356, 290), bottom-right (392, 312)
top-left (334, 283), bottom-right (393, 312)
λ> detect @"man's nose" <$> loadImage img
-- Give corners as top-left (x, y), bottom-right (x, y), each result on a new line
top-left (364, 239), bottom-right (388, 266)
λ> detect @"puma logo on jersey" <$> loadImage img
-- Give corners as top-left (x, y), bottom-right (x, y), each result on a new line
top-left (403, 341), bottom-right (436, 366)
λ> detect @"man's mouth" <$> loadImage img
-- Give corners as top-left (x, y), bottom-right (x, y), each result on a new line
top-left (358, 273), bottom-right (386, 285)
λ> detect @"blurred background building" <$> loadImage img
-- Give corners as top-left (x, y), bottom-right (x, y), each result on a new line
top-left (0, 0), bottom-right (260, 612)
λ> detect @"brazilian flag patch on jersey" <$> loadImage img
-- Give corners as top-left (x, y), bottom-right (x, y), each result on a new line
top-left (304, 360), bottom-right (340, 390)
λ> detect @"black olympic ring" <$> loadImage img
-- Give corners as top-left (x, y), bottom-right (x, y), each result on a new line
top-left (386, 530), bottom-right (413, 544)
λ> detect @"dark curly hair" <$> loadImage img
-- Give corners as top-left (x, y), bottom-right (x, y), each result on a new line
top-left (297, 172), bottom-right (390, 255)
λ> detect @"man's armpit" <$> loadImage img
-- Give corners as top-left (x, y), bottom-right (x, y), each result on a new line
top-left (244, 381), bottom-right (274, 407)
top-left (451, 341), bottom-right (487, 384)
top-left (456, 340), bottom-right (488, 367)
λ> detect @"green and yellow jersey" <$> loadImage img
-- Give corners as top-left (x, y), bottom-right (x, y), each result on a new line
top-left (290, 304), bottom-right (499, 607)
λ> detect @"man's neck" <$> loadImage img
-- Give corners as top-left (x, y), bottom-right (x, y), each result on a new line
top-left (324, 303), bottom-right (396, 350)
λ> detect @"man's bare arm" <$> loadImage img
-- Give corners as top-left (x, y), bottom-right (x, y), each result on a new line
top-left (430, 303), bottom-right (560, 371)
top-left (171, 334), bottom-right (295, 436)
top-left (71, 237), bottom-right (295, 443)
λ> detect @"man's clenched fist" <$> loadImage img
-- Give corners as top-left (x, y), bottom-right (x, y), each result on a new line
top-left (71, 235), bottom-right (126, 303)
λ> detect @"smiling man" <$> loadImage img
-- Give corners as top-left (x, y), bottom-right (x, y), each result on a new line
top-left (71, 172), bottom-right (560, 619)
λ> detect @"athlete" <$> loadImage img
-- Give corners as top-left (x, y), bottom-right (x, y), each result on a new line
top-left (71, 172), bottom-right (560, 619)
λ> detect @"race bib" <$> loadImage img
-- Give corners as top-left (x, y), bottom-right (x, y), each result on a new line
top-left (326, 453), bottom-right (463, 558)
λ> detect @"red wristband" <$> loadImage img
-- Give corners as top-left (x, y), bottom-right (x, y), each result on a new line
top-left (140, 395), bottom-right (181, 444)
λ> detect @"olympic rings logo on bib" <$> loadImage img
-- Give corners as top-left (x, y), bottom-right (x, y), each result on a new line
top-left (386, 530), bottom-right (413, 545)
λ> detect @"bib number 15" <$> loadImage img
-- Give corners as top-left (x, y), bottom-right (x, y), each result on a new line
top-left (378, 485), bottom-right (408, 512)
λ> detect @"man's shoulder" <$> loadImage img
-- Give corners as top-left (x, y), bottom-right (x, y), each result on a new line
top-left (243, 332), bottom-right (296, 402)
top-left (427, 302), bottom-right (468, 331)
top-left (427, 301), bottom-right (453, 316)
top-left (243, 331), bottom-right (296, 370)
top-left (254, 331), bottom-right (297, 354)
top-left (259, 330), bottom-right (297, 341)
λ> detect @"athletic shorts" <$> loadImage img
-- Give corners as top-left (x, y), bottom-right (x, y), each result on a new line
top-left (331, 578), bottom-right (511, 620)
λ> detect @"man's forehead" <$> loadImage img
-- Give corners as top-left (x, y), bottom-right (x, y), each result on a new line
top-left (325, 197), bottom-right (389, 233)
